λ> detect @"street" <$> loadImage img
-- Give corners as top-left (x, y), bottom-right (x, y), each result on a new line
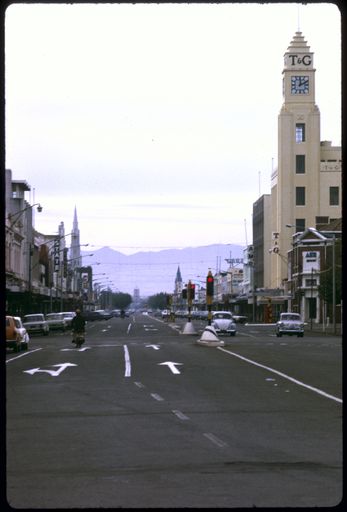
top-left (6, 313), bottom-right (342, 508)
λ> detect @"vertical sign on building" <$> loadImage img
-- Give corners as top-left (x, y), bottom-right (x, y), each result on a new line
top-left (54, 237), bottom-right (60, 272)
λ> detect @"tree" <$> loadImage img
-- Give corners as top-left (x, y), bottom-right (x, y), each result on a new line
top-left (147, 292), bottom-right (168, 310)
top-left (111, 292), bottom-right (132, 310)
top-left (99, 290), bottom-right (132, 310)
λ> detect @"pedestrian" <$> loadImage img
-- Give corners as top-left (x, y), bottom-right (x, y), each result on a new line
top-left (71, 308), bottom-right (86, 343)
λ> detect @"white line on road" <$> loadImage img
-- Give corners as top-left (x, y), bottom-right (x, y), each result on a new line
top-left (127, 323), bottom-right (132, 334)
top-left (123, 345), bottom-right (131, 377)
top-left (217, 347), bottom-right (342, 403)
top-left (203, 432), bottom-right (228, 448)
top-left (172, 410), bottom-right (190, 420)
top-left (6, 348), bottom-right (42, 363)
top-left (151, 393), bottom-right (165, 401)
top-left (134, 381), bottom-right (145, 388)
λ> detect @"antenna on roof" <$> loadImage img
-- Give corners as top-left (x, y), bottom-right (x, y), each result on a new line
top-left (244, 218), bottom-right (248, 246)
top-left (297, 4), bottom-right (301, 32)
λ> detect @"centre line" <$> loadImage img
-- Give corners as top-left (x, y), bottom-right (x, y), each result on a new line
top-left (127, 323), bottom-right (132, 334)
top-left (123, 345), bottom-right (131, 377)
top-left (151, 393), bottom-right (165, 401)
top-left (203, 432), bottom-right (228, 448)
top-left (172, 410), bottom-right (190, 420)
top-left (217, 346), bottom-right (342, 403)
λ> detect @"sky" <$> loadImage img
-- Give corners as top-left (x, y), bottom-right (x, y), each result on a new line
top-left (5, 2), bottom-right (342, 255)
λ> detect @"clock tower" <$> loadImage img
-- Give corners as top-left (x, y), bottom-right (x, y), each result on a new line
top-left (271, 31), bottom-right (321, 288)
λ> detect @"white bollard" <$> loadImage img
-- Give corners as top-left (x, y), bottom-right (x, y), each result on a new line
top-left (195, 326), bottom-right (224, 346)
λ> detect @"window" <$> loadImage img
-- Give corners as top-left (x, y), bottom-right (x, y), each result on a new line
top-left (296, 123), bottom-right (305, 142)
top-left (295, 218), bottom-right (305, 231)
top-left (316, 216), bottom-right (329, 229)
top-left (329, 186), bottom-right (339, 206)
top-left (296, 187), bottom-right (305, 206)
top-left (296, 155), bottom-right (305, 173)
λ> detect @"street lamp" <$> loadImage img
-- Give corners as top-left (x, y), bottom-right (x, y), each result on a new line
top-left (8, 203), bottom-right (43, 227)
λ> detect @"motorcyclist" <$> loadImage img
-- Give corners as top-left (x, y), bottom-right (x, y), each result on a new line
top-left (71, 309), bottom-right (86, 344)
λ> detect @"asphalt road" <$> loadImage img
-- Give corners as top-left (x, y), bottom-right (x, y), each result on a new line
top-left (6, 313), bottom-right (342, 508)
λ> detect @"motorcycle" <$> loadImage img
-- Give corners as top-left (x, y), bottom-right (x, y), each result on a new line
top-left (73, 331), bottom-right (85, 348)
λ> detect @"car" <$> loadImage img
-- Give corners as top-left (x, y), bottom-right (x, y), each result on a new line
top-left (211, 311), bottom-right (237, 336)
top-left (22, 314), bottom-right (49, 336)
top-left (6, 315), bottom-right (22, 352)
top-left (232, 314), bottom-right (247, 324)
top-left (276, 312), bottom-right (304, 337)
top-left (61, 311), bottom-right (75, 328)
top-left (83, 310), bottom-right (105, 321)
top-left (94, 309), bottom-right (113, 320)
top-left (45, 313), bottom-right (67, 331)
top-left (13, 316), bottom-right (30, 350)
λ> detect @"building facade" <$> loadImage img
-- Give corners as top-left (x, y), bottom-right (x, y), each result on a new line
top-left (269, 31), bottom-right (341, 291)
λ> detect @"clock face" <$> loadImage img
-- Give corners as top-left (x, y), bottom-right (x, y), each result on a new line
top-left (291, 76), bottom-right (309, 94)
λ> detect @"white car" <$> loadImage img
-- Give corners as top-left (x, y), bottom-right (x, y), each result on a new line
top-left (212, 311), bottom-right (237, 336)
top-left (45, 313), bottom-right (67, 331)
top-left (61, 311), bottom-right (75, 328)
top-left (14, 317), bottom-right (30, 350)
top-left (23, 314), bottom-right (49, 336)
top-left (276, 312), bottom-right (304, 337)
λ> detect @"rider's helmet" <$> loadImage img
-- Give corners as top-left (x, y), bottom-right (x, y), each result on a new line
top-left (75, 308), bottom-right (81, 314)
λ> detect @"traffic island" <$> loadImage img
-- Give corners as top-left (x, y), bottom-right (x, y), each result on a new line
top-left (182, 321), bottom-right (197, 335)
top-left (195, 326), bottom-right (224, 347)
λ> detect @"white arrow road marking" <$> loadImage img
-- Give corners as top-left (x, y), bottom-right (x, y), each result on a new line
top-left (23, 363), bottom-right (77, 377)
top-left (145, 344), bottom-right (160, 350)
top-left (158, 362), bottom-right (183, 374)
top-left (61, 347), bottom-right (91, 352)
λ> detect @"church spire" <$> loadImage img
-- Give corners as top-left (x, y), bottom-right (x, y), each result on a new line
top-left (70, 206), bottom-right (81, 271)
top-left (73, 205), bottom-right (78, 230)
top-left (174, 266), bottom-right (183, 294)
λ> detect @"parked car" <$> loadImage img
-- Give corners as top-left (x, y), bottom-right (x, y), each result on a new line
top-left (22, 314), bottom-right (49, 336)
top-left (83, 310), bottom-right (105, 321)
top-left (14, 316), bottom-right (30, 350)
top-left (45, 313), bottom-right (67, 331)
top-left (211, 311), bottom-right (237, 336)
top-left (6, 315), bottom-right (21, 352)
top-left (232, 314), bottom-right (247, 324)
top-left (61, 311), bottom-right (75, 328)
top-left (94, 309), bottom-right (113, 320)
top-left (276, 312), bottom-right (304, 337)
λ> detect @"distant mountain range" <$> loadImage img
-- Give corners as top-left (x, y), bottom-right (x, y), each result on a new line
top-left (82, 244), bottom-right (244, 297)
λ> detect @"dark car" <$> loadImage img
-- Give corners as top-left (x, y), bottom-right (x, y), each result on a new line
top-left (83, 310), bottom-right (105, 321)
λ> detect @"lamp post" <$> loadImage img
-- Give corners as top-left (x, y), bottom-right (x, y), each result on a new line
top-left (63, 254), bottom-right (93, 311)
top-left (7, 204), bottom-right (43, 298)
top-left (8, 203), bottom-right (43, 227)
